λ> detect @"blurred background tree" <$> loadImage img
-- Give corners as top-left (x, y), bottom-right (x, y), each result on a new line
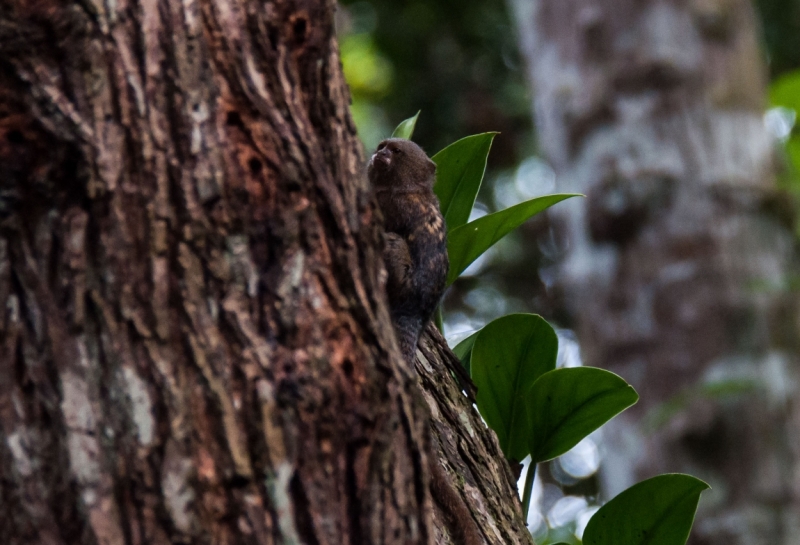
top-left (510, 2), bottom-right (800, 545)
top-left (338, 0), bottom-right (800, 544)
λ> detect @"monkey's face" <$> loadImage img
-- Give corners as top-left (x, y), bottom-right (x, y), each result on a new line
top-left (368, 138), bottom-right (436, 189)
top-left (369, 140), bottom-right (402, 176)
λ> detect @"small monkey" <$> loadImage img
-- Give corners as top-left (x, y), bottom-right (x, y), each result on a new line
top-left (370, 138), bottom-right (483, 545)
top-left (368, 138), bottom-right (448, 363)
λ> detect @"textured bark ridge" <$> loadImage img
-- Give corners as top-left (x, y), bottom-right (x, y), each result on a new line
top-left (418, 325), bottom-right (533, 545)
top-left (0, 1), bottom-right (527, 544)
top-left (509, 0), bottom-right (800, 543)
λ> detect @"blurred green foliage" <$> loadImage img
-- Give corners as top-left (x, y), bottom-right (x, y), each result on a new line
top-left (769, 70), bottom-right (800, 188)
top-left (337, 0), bottom-right (531, 165)
top-left (754, 0), bottom-right (800, 77)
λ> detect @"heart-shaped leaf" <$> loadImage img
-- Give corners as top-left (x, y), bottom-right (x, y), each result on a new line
top-left (391, 111), bottom-right (420, 140)
top-left (446, 194), bottom-right (580, 285)
top-left (471, 314), bottom-right (557, 462)
top-left (432, 133), bottom-right (497, 230)
top-left (583, 474), bottom-right (709, 545)
top-left (527, 367), bottom-right (638, 463)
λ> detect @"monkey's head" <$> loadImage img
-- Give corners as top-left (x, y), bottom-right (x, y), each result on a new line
top-left (368, 138), bottom-right (436, 190)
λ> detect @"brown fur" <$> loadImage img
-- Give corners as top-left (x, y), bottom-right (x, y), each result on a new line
top-left (369, 139), bottom-right (484, 544)
top-left (368, 138), bottom-right (448, 363)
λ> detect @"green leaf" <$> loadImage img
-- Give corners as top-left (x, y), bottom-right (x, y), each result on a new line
top-left (471, 314), bottom-right (557, 462)
top-left (769, 70), bottom-right (800, 112)
top-left (788, 137), bottom-right (800, 174)
top-left (527, 367), bottom-right (638, 463)
top-left (391, 111), bottom-right (420, 140)
top-left (446, 194), bottom-right (580, 285)
top-left (433, 305), bottom-right (443, 333)
top-left (542, 528), bottom-right (580, 545)
top-left (452, 331), bottom-right (479, 375)
top-left (432, 133), bottom-right (497, 230)
top-left (583, 474), bottom-right (709, 545)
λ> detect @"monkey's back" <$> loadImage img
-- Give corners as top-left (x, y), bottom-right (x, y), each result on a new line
top-left (378, 187), bottom-right (448, 359)
top-left (368, 137), bottom-right (448, 361)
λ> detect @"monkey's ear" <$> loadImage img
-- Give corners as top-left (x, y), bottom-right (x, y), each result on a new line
top-left (426, 158), bottom-right (436, 176)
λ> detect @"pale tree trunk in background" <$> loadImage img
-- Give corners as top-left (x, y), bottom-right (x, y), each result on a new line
top-left (0, 1), bottom-right (529, 544)
top-left (509, 0), bottom-right (800, 543)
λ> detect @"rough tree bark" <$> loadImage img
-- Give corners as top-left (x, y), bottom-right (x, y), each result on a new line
top-left (509, 0), bottom-right (800, 543)
top-left (0, 1), bottom-right (529, 544)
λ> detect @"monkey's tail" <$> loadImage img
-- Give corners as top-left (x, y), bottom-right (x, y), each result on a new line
top-left (392, 313), bottom-right (424, 364)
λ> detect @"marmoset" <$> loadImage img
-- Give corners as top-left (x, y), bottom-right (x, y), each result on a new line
top-left (368, 138), bottom-right (448, 363)
top-left (369, 138), bottom-right (483, 545)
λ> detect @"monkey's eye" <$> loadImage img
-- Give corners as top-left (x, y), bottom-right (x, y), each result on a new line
top-left (391, 147), bottom-right (402, 154)
top-left (377, 143), bottom-right (386, 150)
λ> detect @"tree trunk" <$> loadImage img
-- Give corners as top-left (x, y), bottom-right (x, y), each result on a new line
top-left (0, 1), bottom-right (529, 544)
top-left (509, 0), bottom-right (800, 543)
